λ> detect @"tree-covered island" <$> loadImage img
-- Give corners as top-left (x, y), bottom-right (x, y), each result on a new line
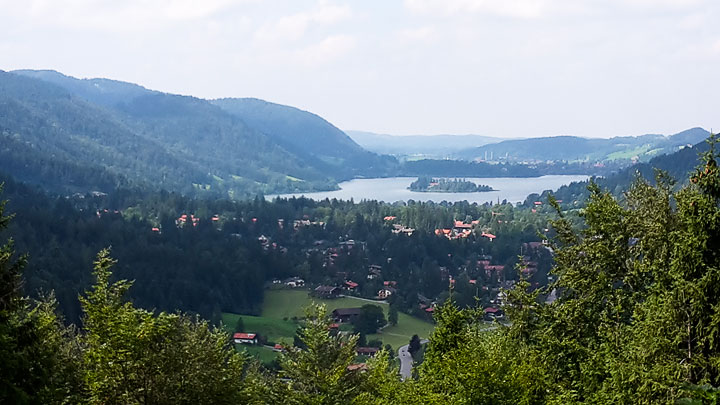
top-left (409, 176), bottom-right (494, 192)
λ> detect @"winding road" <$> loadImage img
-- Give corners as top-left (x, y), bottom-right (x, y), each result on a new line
top-left (397, 339), bottom-right (429, 380)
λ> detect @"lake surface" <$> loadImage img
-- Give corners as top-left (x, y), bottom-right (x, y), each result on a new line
top-left (269, 175), bottom-right (590, 204)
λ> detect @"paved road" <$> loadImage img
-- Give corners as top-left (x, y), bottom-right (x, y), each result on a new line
top-left (398, 339), bottom-right (429, 380)
top-left (338, 295), bottom-right (388, 304)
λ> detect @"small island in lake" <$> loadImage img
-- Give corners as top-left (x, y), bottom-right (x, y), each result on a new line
top-left (408, 177), bottom-right (494, 193)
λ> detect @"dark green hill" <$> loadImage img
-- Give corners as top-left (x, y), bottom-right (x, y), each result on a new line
top-left (13, 69), bottom-right (152, 107)
top-left (3, 69), bottom-right (374, 197)
top-left (458, 128), bottom-right (709, 163)
top-left (212, 98), bottom-right (396, 178)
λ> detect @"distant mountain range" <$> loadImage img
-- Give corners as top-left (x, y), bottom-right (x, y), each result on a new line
top-left (0, 69), bottom-right (394, 197)
top-left (455, 128), bottom-right (709, 163)
top-left (346, 130), bottom-right (503, 157)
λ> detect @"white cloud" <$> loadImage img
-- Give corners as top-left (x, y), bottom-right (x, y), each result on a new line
top-left (254, 2), bottom-right (351, 43)
top-left (2, 0), bottom-right (246, 33)
top-left (397, 26), bottom-right (437, 43)
top-left (294, 34), bottom-right (356, 66)
top-left (403, 0), bottom-right (550, 19)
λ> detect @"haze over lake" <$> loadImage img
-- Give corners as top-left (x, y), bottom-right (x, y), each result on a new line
top-left (269, 175), bottom-right (590, 204)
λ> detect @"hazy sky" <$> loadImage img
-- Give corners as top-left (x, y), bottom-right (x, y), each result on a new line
top-left (1, 0), bottom-right (718, 138)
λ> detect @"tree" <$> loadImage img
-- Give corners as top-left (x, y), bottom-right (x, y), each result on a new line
top-left (0, 186), bottom-right (81, 404)
top-left (491, 134), bottom-right (720, 402)
top-left (388, 305), bottom-right (398, 326)
top-left (277, 304), bottom-right (363, 403)
top-left (234, 316), bottom-right (245, 333)
top-left (408, 334), bottom-right (421, 356)
top-left (80, 249), bottom-right (265, 404)
top-left (354, 305), bottom-right (386, 335)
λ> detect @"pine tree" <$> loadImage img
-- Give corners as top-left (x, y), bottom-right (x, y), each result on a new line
top-left (278, 304), bottom-right (363, 403)
top-left (80, 249), bottom-right (265, 404)
top-left (0, 186), bottom-right (79, 404)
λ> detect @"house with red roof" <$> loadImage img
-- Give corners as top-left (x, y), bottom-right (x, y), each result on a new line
top-left (233, 332), bottom-right (258, 345)
top-left (454, 220), bottom-right (473, 230)
top-left (481, 232), bottom-right (497, 241)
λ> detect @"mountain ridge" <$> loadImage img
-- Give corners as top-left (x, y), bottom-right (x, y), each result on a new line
top-left (456, 128), bottom-right (709, 163)
top-left (3, 69), bottom-right (390, 197)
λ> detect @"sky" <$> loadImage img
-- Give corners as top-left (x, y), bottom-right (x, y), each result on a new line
top-left (1, 0), bottom-right (718, 138)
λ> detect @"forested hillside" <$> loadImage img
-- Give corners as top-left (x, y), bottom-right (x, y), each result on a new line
top-left (213, 98), bottom-right (396, 178)
top-left (1, 70), bottom-right (390, 197)
top-left (534, 137), bottom-right (713, 205)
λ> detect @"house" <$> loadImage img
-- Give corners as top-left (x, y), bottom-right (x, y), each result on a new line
top-left (347, 363), bottom-right (368, 372)
top-left (233, 332), bottom-right (258, 345)
top-left (391, 224), bottom-right (415, 236)
top-left (339, 239), bottom-right (356, 248)
top-left (273, 343), bottom-right (285, 352)
top-left (435, 228), bottom-right (453, 239)
top-left (377, 287), bottom-right (396, 300)
top-left (344, 280), bottom-right (359, 290)
top-left (481, 232), bottom-right (497, 241)
top-left (367, 265), bottom-right (383, 280)
top-left (284, 277), bottom-right (305, 288)
top-left (383, 216), bottom-right (397, 221)
top-left (314, 285), bottom-right (341, 298)
top-left (483, 307), bottom-right (504, 320)
top-left (383, 280), bottom-right (397, 287)
top-left (454, 220), bottom-right (473, 230)
top-left (332, 307), bottom-right (363, 323)
top-left (356, 347), bottom-right (379, 357)
top-left (485, 265), bottom-right (505, 277)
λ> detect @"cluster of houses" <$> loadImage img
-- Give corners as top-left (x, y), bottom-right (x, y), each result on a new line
top-left (383, 216), bottom-right (415, 236)
top-left (434, 220), bottom-right (496, 241)
top-left (391, 224), bottom-right (415, 236)
top-left (176, 213), bottom-right (200, 227)
top-left (95, 208), bottom-right (121, 218)
top-left (271, 277), bottom-right (305, 288)
top-left (311, 262), bottom-right (399, 300)
top-left (292, 218), bottom-right (326, 230)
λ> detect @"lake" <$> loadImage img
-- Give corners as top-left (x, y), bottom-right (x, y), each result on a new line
top-left (269, 175), bottom-right (590, 204)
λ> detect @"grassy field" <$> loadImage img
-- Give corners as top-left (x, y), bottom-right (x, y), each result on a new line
top-left (261, 289), bottom-right (386, 319)
top-left (368, 312), bottom-right (435, 349)
top-left (221, 312), bottom-right (298, 345)
top-left (261, 289), bottom-right (435, 350)
top-left (236, 345), bottom-right (279, 365)
top-left (224, 289), bottom-right (435, 359)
